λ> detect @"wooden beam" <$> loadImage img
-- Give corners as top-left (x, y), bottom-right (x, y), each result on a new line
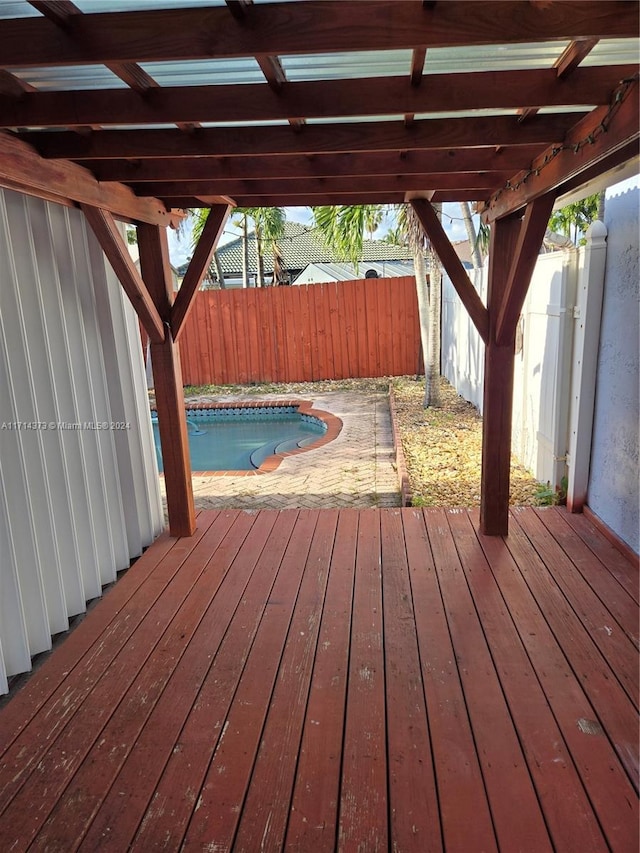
top-left (137, 223), bottom-right (196, 538)
top-left (495, 193), bottom-right (557, 347)
top-left (171, 205), bottom-right (230, 341)
top-left (1, 2), bottom-right (636, 67)
top-left (132, 172), bottom-right (513, 198)
top-left (19, 113), bottom-right (588, 160)
top-left (1, 66), bottom-right (625, 130)
top-left (518, 38), bottom-right (600, 122)
top-left (171, 192), bottom-right (410, 208)
top-left (86, 146), bottom-right (548, 183)
top-left (480, 214), bottom-right (521, 536)
top-left (484, 80), bottom-right (639, 222)
top-left (80, 204), bottom-right (165, 344)
top-left (0, 130), bottom-right (172, 225)
top-left (410, 198), bottom-right (489, 344)
top-left (555, 38), bottom-right (600, 78)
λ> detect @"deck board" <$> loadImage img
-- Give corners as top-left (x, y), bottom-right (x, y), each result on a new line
top-left (0, 506), bottom-right (637, 852)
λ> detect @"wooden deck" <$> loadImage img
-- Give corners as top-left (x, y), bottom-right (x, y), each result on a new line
top-left (0, 506), bottom-right (637, 852)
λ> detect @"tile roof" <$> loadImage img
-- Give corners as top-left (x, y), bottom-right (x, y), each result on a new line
top-left (216, 220), bottom-right (412, 276)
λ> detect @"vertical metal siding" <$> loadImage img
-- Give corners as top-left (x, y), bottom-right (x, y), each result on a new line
top-left (0, 188), bottom-right (163, 694)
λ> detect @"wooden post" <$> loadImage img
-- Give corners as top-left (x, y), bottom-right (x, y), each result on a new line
top-left (480, 214), bottom-right (521, 536)
top-left (480, 194), bottom-right (556, 534)
top-left (137, 223), bottom-right (196, 537)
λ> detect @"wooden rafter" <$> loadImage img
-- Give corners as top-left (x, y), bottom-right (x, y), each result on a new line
top-left (27, 0), bottom-right (201, 134)
top-left (80, 204), bottom-right (165, 344)
top-left (18, 112), bottom-right (587, 160)
top-left (484, 80), bottom-right (639, 221)
top-left (171, 205), bottom-right (231, 341)
top-left (1, 67), bottom-right (627, 129)
top-left (132, 173), bottom-right (514, 198)
top-left (2, 2), bottom-right (636, 67)
top-left (410, 198), bottom-right (489, 345)
top-left (85, 146), bottom-right (549, 183)
top-left (495, 193), bottom-right (557, 346)
top-left (519, 38), bottom-right (600, 122)
top-left (0, 131), bottom-right (172, 225)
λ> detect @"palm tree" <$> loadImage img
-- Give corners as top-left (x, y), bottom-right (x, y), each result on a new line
top-left (312, 203), bottom-right (442, 406)
top-left (190, 206), bottom-right (286, 288)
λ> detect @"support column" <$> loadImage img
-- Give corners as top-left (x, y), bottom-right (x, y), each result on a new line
top-left (137, 223), bottom-right (195, 537)
top-left (480, 215), bottom-right (521, 536)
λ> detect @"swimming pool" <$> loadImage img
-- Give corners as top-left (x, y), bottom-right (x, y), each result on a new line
top-left (151, 401), bottom-right (339, 474)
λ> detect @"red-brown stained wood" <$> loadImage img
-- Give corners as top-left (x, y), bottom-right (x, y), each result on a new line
top-left (515, 507), bottom-right (638, 706)
top-left (402, 507), bottom-right (497, 852)
top-left (0, 513), bottom-right (223, 843)
top-left (535, 508), bottom-right (638, 646)
top-left (426, 507), bottom-right (553, 852)
top-left (480, 213), bottom-right (521, 536)
top-left (127, 510), bottom-right (294, 850)
top-left (339, 510), bottom-right (387, 852)
top-left (507, 508), bottom-right (639, 790)
top-left (174, 278), bottom-right (420, 385)
top-left (2, 507), bottom-right (637, 853)
top-left (471, 509), bottom-right (639, 851)
top-left (447, 509), bottom-right (608, 853)
top-left (27, 510), bottom-right (248, 851)
top-left (380, 509), bottom-right (442, 851)
top-left (561, 510), bottom-right (640, 603)
top-left (182, 511), bottom-right (319, 850)
top-left (230, 510), bottom-right (339, 851)
top-left (286, 509), bottom-right (359, 851)
top-left (76, 511), bottom-right (268, 851)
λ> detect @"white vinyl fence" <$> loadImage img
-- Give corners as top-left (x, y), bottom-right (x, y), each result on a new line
top-left (0, 188), bottom-right (163, 694)
top-left (442, 229), bottom-right (605, 496)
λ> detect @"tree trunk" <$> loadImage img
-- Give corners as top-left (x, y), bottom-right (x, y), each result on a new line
top-left (424, 257), bottom-right (442, 407)
top-left (424, 203), bottom-right (443, 408)
top-left (461, 201), bottom-right (483, 269)
top-left (213, 251), bottom-right (226, 289)
top-left (242, 214), bottom-right (249, 288)
top-left (255, 223), bottom-right (264, 287)
top-left (413, 248), bottom-right (430, 377)
top-left (597, 189), bottom-right (606, 221)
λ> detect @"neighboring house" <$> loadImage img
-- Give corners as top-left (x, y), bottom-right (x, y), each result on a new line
top-left (212, 221), bottom-right (413, 287)
top-left (293, 260), bottom-right (415, 284)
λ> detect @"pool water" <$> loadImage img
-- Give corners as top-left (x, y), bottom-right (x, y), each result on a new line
top-left (151, 407), bottom-right (326, 472)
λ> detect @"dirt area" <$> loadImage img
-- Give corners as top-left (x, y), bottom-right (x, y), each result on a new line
top-left (390, 375), bottom-right (541, 507)
top-left (181, 375), bottom-right (542, 508)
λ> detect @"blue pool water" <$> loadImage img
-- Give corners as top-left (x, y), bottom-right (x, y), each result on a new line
top-left (151, 406), bottom-right (326, 472)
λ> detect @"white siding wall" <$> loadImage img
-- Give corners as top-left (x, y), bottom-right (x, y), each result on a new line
top-left (588, 186), bottom-right (639, 553)
top-left (0, 189), bottom-right (163, 694)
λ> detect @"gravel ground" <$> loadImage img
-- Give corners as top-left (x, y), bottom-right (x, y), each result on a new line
top-left (182, 375), bottom-right (542, 508)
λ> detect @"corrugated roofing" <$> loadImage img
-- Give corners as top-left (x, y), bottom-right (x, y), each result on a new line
top-left (281, 50), bottom-right (412, 82)
top-left (140, 58), bottom-right (265, 87)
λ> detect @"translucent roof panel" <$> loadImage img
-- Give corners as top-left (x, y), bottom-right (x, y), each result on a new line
top-left (305, 115), bottom-right (401, 125)
top-left (0, 1), bottom-right (42, 17)
top-left (200, 119), bottom-right (290, 128)
top-left (422, 42), bottom-right (570, 74)
top-left (414, 108), bottom-right (519, 120)
top-left (581, 39), bottom-right (640, 66)
top-left (74, 0), bottom-right (227, 11)
top-left (11, 65), bottom-right (129, 91)
top-left (281, 50), bottom-right (412, 82)
top-left (140, 58), bottom-right (265, 86)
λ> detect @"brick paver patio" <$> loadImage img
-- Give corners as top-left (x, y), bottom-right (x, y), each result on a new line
top-left (158, 391), bottom-right (401, 512)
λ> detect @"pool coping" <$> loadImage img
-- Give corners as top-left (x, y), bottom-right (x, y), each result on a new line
top-left (151, 399), bottom-right (343, 476)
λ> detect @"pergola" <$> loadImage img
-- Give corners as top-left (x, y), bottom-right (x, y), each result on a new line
top-left (1, 0), bottom-right (638, 538)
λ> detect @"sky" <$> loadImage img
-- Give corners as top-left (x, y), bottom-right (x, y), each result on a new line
top-left (167, 202), bottom-right (471, 268)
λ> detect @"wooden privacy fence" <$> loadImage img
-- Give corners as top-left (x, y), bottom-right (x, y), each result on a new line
top-left (178, 276), bottom-right (421, 385)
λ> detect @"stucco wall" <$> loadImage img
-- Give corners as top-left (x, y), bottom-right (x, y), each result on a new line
top-left (588, 186), bottom-right (639, 553)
